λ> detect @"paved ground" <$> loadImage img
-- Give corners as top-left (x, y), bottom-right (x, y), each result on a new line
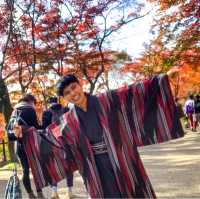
top-left (0, 131), bottom-right (200, 198)
top-left (138, 131), bottom-right (200, 198)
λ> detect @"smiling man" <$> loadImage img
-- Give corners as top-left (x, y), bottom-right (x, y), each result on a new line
top-left (53, 73), bottom-right (184, 198)
top-left (14, 73), bottom-right (184, 198)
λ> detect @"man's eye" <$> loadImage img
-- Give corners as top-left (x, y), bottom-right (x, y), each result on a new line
top-left (64, 91), bottom-right (70, 96)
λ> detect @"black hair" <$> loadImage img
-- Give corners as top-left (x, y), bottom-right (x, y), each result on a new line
top-left (19, 94), bottom-right (37, 104)
top-left (47, 96), bottom-right (58, 104)
top-left (56, 74), bottom-right (79, 96)
top-left (189, 94), bottom-right (194, 100)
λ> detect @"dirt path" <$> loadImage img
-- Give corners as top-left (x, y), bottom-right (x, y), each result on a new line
top-left (139, 131), bottom-right (200, 198)
top-left (0, 131), bottom-right (200, 198)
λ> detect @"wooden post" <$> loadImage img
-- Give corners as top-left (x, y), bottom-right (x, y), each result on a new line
top-left (2, 139), bottom-right (6, 161)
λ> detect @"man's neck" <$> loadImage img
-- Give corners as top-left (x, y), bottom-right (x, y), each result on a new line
top-left (77, 95), bottom-right (87, 112)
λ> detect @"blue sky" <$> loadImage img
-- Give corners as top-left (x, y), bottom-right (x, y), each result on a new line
top-left (107, 1), bottom-right (155, 59)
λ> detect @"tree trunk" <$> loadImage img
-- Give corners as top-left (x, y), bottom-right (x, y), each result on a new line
top-left (0, 77), bottom-right (18, 162)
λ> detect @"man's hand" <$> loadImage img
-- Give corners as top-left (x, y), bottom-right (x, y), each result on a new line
top-left (167, 67), bottom-right (179, 77)
top-left (13, 123), bottom-right (23, 138)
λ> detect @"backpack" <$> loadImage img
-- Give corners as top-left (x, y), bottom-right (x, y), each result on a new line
top-left (7, 109), bottom-right (27, 138)
top-left (4, 169), bottom-right (22, 199)
top-left (186, 103), bottom-right (194, 114)
top-left (7, 110), bottom-right (18, 133)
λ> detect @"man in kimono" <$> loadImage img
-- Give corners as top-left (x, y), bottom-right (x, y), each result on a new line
top-left (14, 73), bottom-right (184, 198)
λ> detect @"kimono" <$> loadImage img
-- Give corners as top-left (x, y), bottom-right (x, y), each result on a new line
top-left (22, 127), bottom-right (76, 190)
top-left (23, 74), bottom-right (184, 198)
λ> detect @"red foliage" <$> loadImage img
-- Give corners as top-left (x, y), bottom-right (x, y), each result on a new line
top-left (122, 0), bottom-right (200, 97)
top-left (1, 0), bottom-right (144, 95)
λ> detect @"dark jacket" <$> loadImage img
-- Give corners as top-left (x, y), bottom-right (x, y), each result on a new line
top-left (195, 98), bottom-right (200, 113)
top-left (7, 102), bottom-right (41, 156)
top-left (42, 103), bottom-right (69, 129)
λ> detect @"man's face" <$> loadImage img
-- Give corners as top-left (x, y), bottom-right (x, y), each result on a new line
top-left (63, 82), bottom-right (85, 106)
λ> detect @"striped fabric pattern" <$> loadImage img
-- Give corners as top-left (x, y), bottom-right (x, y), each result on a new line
top-left (22, 128), bottom-right (76, 190)
top-left (23, 74), bottom-right (184, 198)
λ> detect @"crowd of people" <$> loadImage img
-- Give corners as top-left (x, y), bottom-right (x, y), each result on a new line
top-left (7, 73), bottom-right (184, 199)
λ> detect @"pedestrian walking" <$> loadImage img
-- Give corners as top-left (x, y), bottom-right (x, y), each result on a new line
top-left (7, 94), bottom-right (45, 198)
top-left (194, 94), bottom-right (200, 131)
top-left (184, 94), bottom-right (196, 131)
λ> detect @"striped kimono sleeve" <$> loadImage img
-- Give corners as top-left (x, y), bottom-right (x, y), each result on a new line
top-left (22, 124), bottom-right (76, 189)
top-left (105, 74), bottom-right (184, 147)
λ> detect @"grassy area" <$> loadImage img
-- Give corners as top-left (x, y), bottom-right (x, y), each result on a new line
top-left (0, 137), bottom-right (19, 170)
top-left (0, 137), bottom-right (10, 162)
top-left (0, 161), bottom-right (21, 171)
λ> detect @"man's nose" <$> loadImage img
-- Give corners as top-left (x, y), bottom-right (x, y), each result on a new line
top-left (70, 92), bottom-right (77, 98)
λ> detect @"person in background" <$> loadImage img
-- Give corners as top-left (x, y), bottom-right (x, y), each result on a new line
top-left (7, 94), bottom-right (45, 199)
top-left (194, 94), bottom-right (200, 131)
top-left (184, 94), bottom-right (196, 131)
top-left (42, 97), bottom-right (74, 199)
top-left (42, 97), bottom-right (64, 129)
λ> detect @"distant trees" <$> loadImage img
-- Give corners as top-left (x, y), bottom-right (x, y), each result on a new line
top-left (121, 0), bottom-right (200, 97)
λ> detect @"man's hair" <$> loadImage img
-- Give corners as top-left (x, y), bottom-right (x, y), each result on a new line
top-left (56, 74), bottom-right (79, 96)
top-left (47, 96), bottom-right (58, 104)
top-left (18, 94), bottom-right (37, 104)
